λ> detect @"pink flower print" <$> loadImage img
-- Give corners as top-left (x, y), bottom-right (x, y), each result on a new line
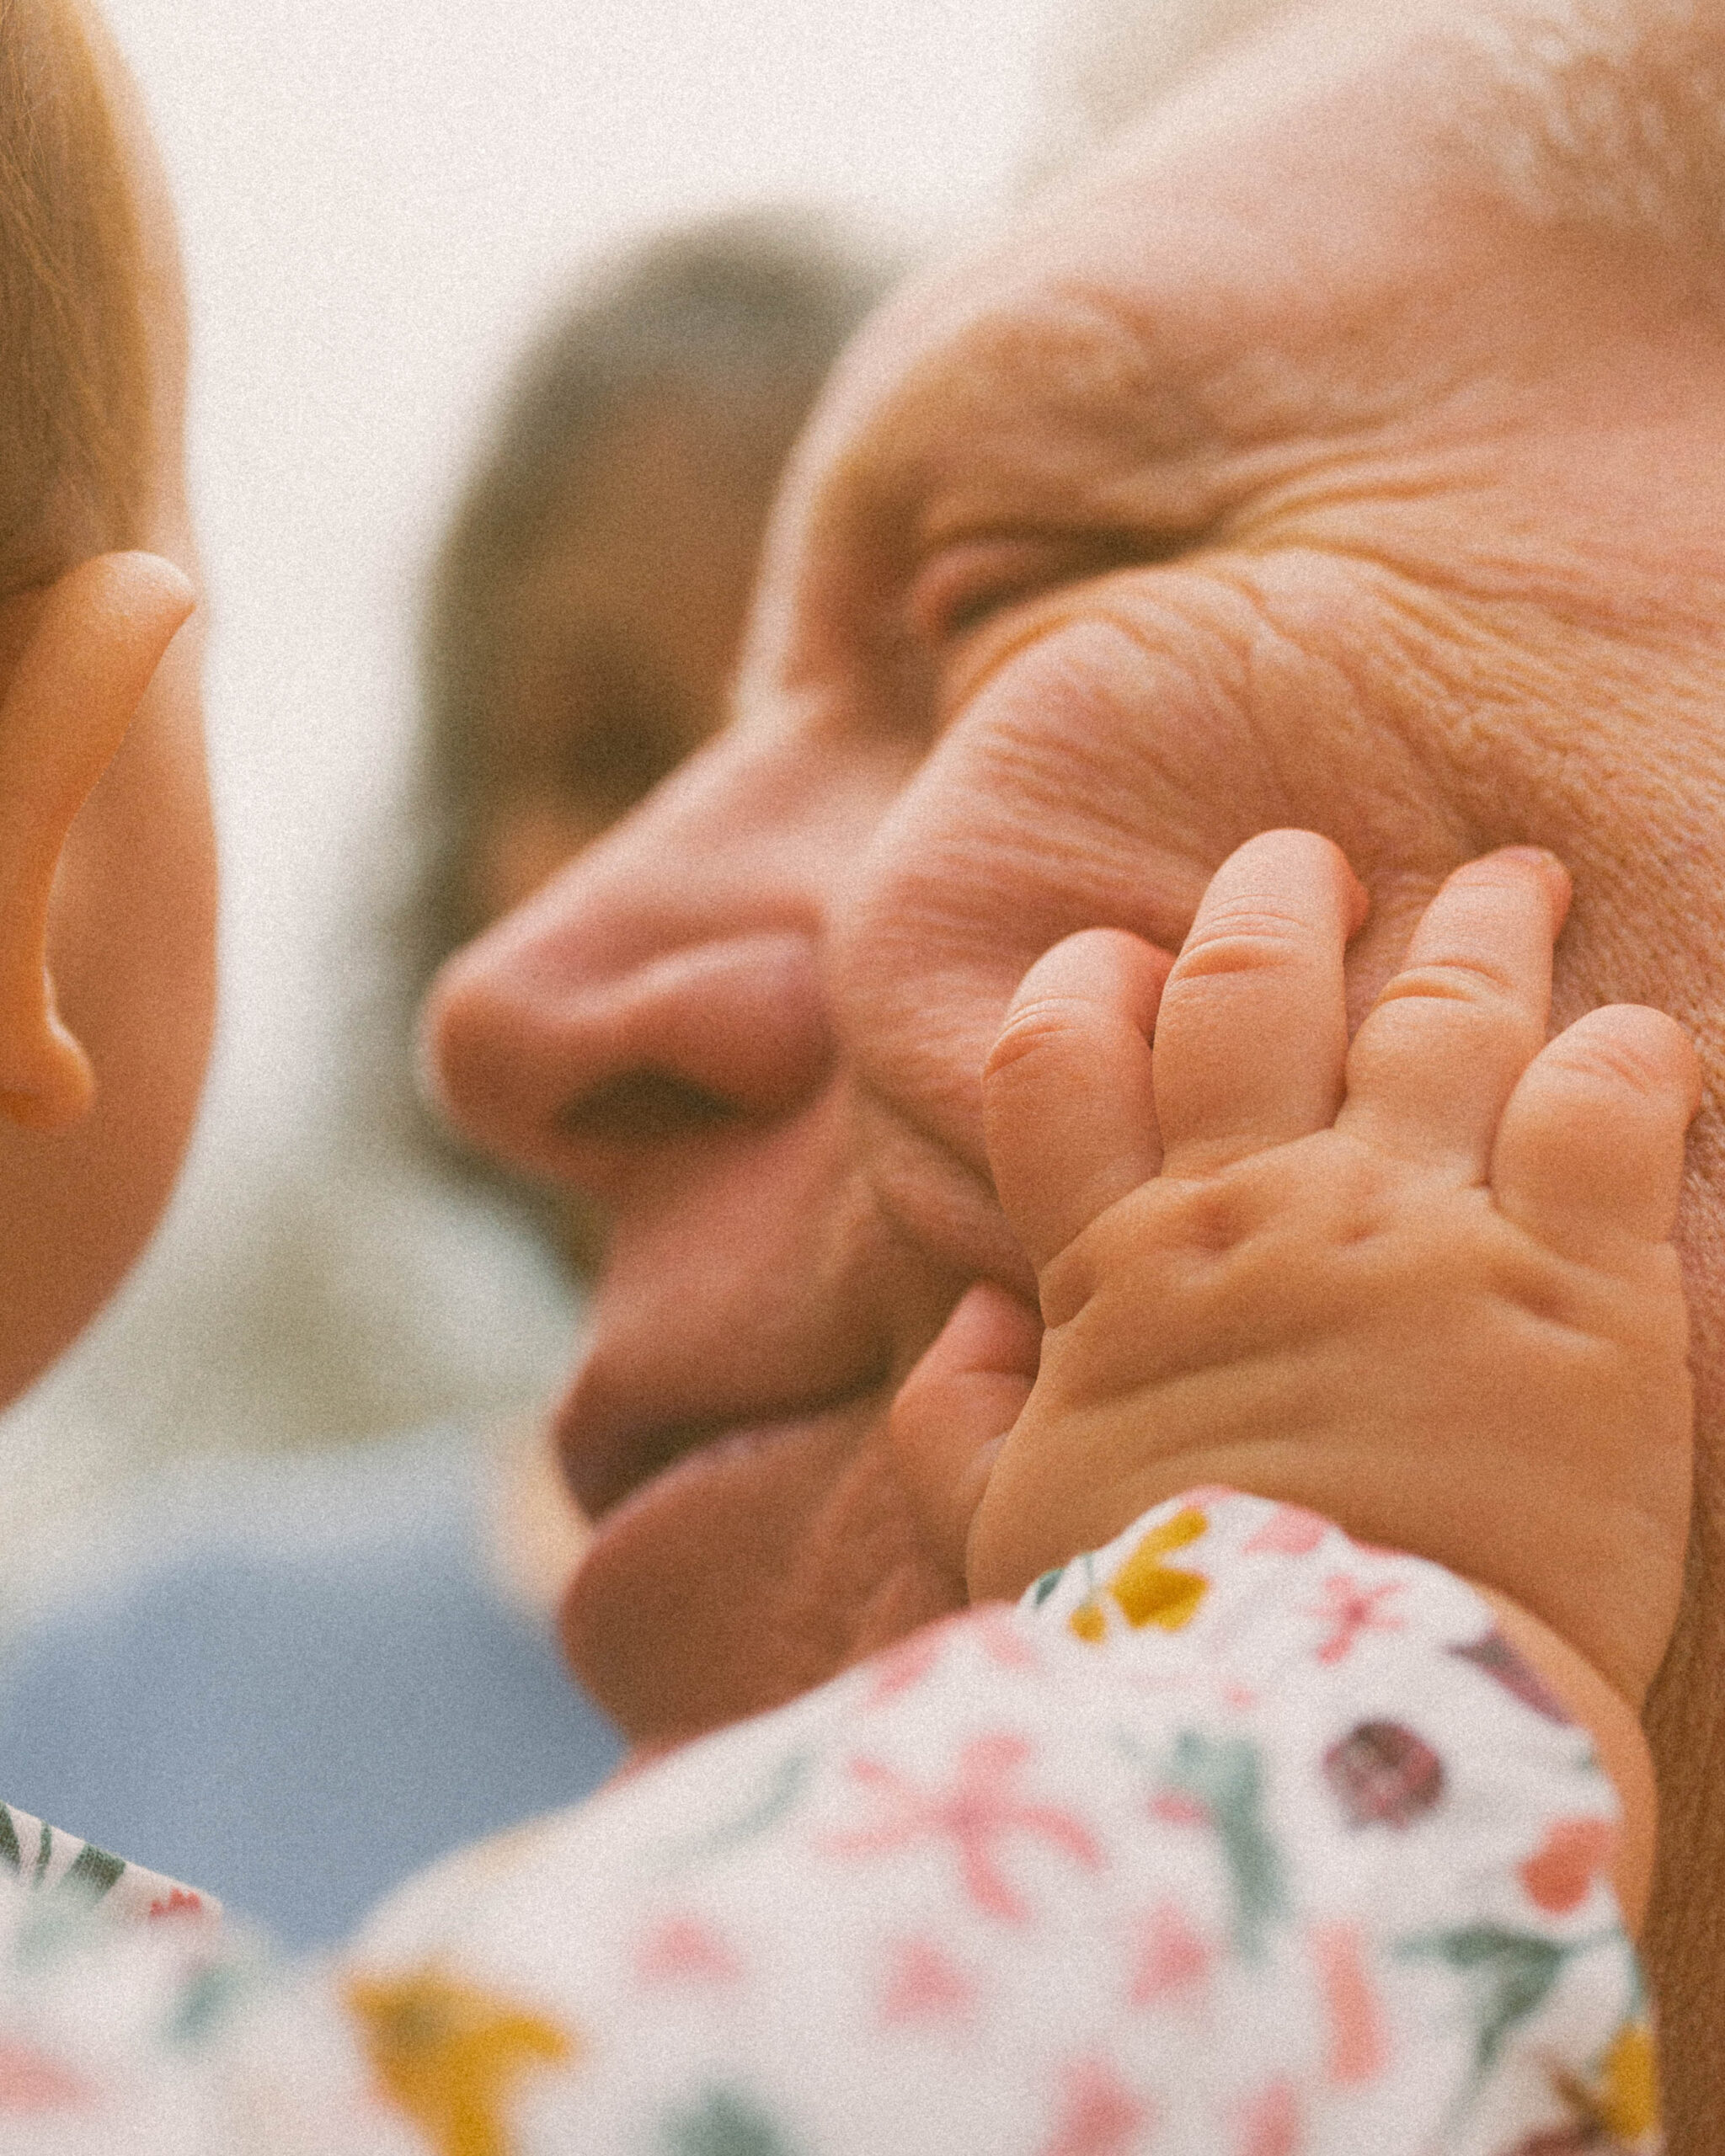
top-left (0, 2043), bottom-right (93, 2112)
top-left (1309, 1576), bottom-right (1405, 1664)
top-left (1310, 1923), bottom-right (1387, 2085)
top-left (1236, 2078), bottom-right (1301, 2156)
top-left (879, 1936), bottom-right (977, 2026)
top-left (635, 1913), bottom-right (743, 1987)
top-left (148, 1886), bottom-right (206, 1920)
top-left (1130, 1900), bottom-right (1212, 2008)
top-left (1040, 2057), bottom-right (1152, 2156)
top-left (825, 1732), bottom-right (1104, 1923)
top-left (865, 1625), bottom-right (950, 1708)
top-left (867, 1608), bottom-right (1039, 1709)
top-left (1519, 1818), bottom-right (1617, 1915)
top-left (1244, 1506), bottom-right (1329, 1557)
top-left (971, 1604), bottom-right (1041, 1673)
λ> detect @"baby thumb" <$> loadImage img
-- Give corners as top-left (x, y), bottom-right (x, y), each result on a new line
top-left (887, 1283), bottom-right (1041, 1591)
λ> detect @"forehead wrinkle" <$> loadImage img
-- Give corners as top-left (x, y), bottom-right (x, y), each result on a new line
top-left (1054, 0), bottom-right (1725, 284)
top-left (803, 53), bottom-right (1554, 598)
top-left (1439, 0), bottom-right (1725, 253)
top-left (824, 282), bottom-right (1229, 568)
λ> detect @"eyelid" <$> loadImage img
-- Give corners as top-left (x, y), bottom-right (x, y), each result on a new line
top-left (905, 529), bottom-right (1163, 651)
top-left (906, 537), bottom-right (1077, 645)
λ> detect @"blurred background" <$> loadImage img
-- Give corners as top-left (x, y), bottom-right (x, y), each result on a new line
top-left (0, 0), bottom-right (1273, 1943)
top-left (0, 0), bottom-right (1107, 1620)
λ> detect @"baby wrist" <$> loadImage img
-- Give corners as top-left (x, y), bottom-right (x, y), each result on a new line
top-left (1468, 1584), bottom-right (1655, 1933)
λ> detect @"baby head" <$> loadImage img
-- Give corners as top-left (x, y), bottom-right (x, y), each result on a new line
top-left (0, 0), bottom-right (212, 1406)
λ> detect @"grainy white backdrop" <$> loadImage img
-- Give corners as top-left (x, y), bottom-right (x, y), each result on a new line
top-left (0, 0), bottom-right (1071, 1612)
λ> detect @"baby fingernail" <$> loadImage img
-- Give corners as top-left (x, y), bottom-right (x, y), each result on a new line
top-left (1493, 846), bottom-right (1572, 918)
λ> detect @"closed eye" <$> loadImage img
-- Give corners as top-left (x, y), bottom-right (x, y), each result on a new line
top-left (905, 529), bottom-right (1196, 648)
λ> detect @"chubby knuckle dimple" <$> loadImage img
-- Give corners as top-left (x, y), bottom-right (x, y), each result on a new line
top-left (1372, 953), bottom-right (1530, 1023)
top-left (1488, 1242), bottom-right (1599, 1334)
top-left (1170, 902), bottom-right (1319, 985)
top-left (985, 995), bottom-right (1092, 1081)
top-left (1486, 1219), bottom-right (1690, 1368)
top-left (1151, 1171), bottom-right (1260, 1257)
top-left (1061, 1181), bottom-right (1257, 1326)
top-left (1307, 1174), bottom-right (1493, 1291)
top-left (1156, 1138), bottom-right (1399, 1256)
top-left (1542, 1020), bottom-right (1684, 1102)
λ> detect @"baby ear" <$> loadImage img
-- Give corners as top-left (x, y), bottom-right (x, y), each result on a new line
top-left (0, 552), bottom-right (195, 1130)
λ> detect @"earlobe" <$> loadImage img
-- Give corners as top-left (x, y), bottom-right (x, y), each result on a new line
top-left (0, 551), bottom-right (195, 1132)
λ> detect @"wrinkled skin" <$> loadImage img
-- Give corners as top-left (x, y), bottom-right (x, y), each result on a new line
top-left (428, 7), bottom-right (1725, 2142)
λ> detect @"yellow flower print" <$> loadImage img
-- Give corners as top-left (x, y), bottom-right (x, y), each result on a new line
top-left (1593, 2020), bottom-right (1660, 2143)
top-left (1070, 1508), bottom-right (1210, 1642)
top-left (345, 1965), bottom-right (575, 2156)
top-left (1550, 2016), bottom-right (1661, 2150)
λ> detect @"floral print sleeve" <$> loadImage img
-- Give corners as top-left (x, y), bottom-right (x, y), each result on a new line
top-left (0, 1492), bottom-right (1653, 2153)
top-left (0, 1803), bottom-right (216, 1927)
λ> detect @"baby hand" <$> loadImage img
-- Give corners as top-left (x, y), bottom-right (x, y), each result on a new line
top-left (890, 830), bottom-right (1699, 1724)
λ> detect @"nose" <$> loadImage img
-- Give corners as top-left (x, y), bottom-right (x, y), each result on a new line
top-left (424, 847), bottom-right (834, 1193)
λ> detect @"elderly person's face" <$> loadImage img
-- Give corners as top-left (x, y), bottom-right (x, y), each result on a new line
top-left (431, 3), bottom-right (1725, 2132)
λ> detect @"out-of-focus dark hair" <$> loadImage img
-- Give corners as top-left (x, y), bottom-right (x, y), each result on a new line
top-left (363, 207), bottom-right (900, 1266)
top-left (414, 206), bottom-right (900, 994)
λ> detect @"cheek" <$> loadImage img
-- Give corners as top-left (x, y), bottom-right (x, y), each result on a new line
top-left (830, 614), bottom-right (1283, 1151)
top-left (831, 593), bottom-right (1499, 1156)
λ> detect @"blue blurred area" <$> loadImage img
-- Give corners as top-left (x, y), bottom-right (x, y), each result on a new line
top-left (0, 1428), bottom-right (622, 1947)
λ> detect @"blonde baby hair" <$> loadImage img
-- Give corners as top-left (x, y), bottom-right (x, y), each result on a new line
top-left (0, 0), bottom-right (148, 583)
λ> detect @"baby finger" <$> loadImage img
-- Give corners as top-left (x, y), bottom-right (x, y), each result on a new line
top-left (1490, 1002), bottom-right (1701, 1257)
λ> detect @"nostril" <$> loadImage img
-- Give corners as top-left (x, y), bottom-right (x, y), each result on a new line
top-left (558, 1069), bottom-right (741, 1146)
top-left (425, 924), bottom-right (831, 1177)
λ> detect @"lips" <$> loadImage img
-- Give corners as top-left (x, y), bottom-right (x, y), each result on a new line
top-left (543, 1125), bottom-right (986, 1748)
top-left (558, 1404), bottom-right (732, 1520)
top-left (556, 1381), bottom-right (958, 1749)
top-left (554, 1358), bottom-right (889, 1522)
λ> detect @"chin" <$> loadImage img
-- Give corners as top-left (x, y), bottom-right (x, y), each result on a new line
top-left (558, 1391), bottom-right (963, 1749)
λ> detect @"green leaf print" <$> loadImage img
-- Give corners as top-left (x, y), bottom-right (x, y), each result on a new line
top-left (0, 1806), bottom-right (19, 1876)
top-left (1396, 1925), bottom-right (1568, 2081)
top-left (669, 1752), bottom-right (815, 1869)
top-left (1162, 1730), bottom-right (1285, 1960)
top-left (168, 1961), bottom-right (256, 2047)
top-left (58, 1842), bottom-right (125, 1906)
top-left (660, 2085), bottom-right (799, 2156)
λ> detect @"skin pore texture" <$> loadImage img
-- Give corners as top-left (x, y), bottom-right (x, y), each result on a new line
top-left (0, 29), bottom-right (213, 1412)
top-left (426, 3), bottom-right (1725, 2143)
